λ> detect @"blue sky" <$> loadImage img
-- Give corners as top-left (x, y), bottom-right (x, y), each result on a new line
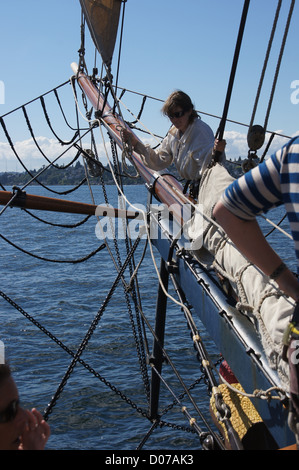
top-left (0, 0), bottom-right (298, 171)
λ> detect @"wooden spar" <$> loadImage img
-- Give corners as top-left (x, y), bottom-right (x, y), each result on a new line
top-left (0, 190), bottom-right (141, 219)
top-left (71, 63), bottom-right (192, 226)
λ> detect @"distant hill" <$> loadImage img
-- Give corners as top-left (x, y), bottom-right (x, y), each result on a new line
top-left (0, 160), bottom-right (143, 187)
top-left (0, 159), bottom-right (244, 188)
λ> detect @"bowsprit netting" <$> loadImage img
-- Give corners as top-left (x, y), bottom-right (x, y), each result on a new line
top-left (0, 71), bottom-right (227, 450)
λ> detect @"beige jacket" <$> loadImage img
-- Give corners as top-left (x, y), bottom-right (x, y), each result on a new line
top-left (135, 117), bottom-right (225, 180)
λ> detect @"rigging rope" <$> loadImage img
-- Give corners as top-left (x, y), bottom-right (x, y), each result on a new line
top-left (247, 0), bottom-right (295, 159)
top-left (22, 208), bottom-right (92, 230)
top-left (43, 234), bottom-right (143, 420)
top-left (0, 116), bottom-right (91, 198)
top-left (213, 0), bottom-right (250, 162)
top-left (0, 230), bottom-right (106, 264)
top-left (0, 67), bottom-right (233, 448)
top-left (23, 103), bottom-right (81, 168)
top-left (39, 96), bottom-right (79, 146)
top-left (0, 289), bottom-right (150, 421)
top-left (249, 0), bottom-right (282, 132)
top-left (0, 0), bottom-right (295, 447)
top-left (263, 0), bottom-right (295, 132)
top-left (75, 76), bottom-right (151, 398)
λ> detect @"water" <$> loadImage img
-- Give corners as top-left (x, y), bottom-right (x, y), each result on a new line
top-left (0, 183), bottom-right (295, 450)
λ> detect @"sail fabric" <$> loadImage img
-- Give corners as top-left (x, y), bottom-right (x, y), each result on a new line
top-left (80, 0), bottom-right (122, 68)
top-left (189, 164), bottom-right (293, 390)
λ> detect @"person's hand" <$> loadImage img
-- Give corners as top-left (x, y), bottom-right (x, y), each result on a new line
top-left (18, 408), bottom-right (50, 450)
top-left (121, 128), bottom-right (138, 148)
top-left (214, 139), bottom-right (226, 153)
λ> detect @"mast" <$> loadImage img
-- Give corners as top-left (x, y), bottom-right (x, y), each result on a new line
top-left (0, 190), bottom-right (141, 220)
top-left (70, 63), bottom-right (192, 227)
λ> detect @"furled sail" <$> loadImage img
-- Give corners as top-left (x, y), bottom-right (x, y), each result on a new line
top-left (79, 0), bottom-right (122, 69)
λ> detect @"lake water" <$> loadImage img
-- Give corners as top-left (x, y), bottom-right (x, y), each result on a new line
top-left (0, 183), bottom-right (295, 451)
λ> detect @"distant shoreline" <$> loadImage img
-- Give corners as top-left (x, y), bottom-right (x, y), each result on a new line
top-left (0, 159), bottom-right (244, 187)
top-left (0, 161), bottom-right (143, 186)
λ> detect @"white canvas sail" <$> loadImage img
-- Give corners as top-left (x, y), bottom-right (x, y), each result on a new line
top-left (79, 0), bottom-right (122, 68)
top-left (189, 164), bottom-right (293, 389)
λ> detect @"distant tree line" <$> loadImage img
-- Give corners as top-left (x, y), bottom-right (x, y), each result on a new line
top-left (0, 158), bottom-right (244, 188)
top-left (0, 160), bottom-right (143, 187)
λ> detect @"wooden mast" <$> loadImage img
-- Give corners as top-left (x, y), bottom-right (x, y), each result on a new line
top-left (70, 63), bottom-right (192, 227)
top-left (0, 190), bottom-right (141, 220)
top-left (0, 66), bottom-right (192, 225)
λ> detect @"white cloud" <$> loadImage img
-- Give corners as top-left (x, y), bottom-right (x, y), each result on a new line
top-left (223, 129), bottom-right (299, 161)
top-left (224, 130), bottom-right (248, 159)
top-left (0, 136), bottom-right (110, 172)
top-left (143, 129), bottom-right (299, 162)
top-left (1, 129), bottom-right (298, 173)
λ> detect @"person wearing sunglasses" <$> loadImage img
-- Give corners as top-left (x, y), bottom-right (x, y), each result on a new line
top-left (0, 363), bottom-right (50, 450)
top-left (123, 90), bottom-right (226, 198)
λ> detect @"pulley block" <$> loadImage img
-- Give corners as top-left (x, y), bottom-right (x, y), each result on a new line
top-left (247, 125), bottom-right (266, 151)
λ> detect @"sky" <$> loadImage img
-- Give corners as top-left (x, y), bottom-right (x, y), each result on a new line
top-left (0, 0), bottom-right (298, 172)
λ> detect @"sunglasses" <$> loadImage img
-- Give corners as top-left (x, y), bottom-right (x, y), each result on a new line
top-left (168, 110), bottom-right (186, 119)
top-left (0, 399), bottom-right (19, 423)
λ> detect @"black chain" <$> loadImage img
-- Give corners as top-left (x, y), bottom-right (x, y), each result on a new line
top-left (43, 234), bottom-right (142, 419)
top-left (0, 289), bottom-right (149, 420)
top-left (108, 136), bottom-right (150, 397)
top-left (0, 231), bottom-right (106, 264)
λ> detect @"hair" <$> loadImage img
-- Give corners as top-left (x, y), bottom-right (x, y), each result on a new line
top-left (0, 363), bottom-right (11, 386)
top-left (162, 90), bottom-right (198, 124)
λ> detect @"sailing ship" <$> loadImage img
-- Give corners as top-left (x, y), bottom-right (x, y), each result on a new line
top-left (0, 0), bottom-right (298, 450)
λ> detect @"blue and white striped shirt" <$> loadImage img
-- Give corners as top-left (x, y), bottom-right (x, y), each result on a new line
top-left (221, 136), bottom-right (299, 270)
